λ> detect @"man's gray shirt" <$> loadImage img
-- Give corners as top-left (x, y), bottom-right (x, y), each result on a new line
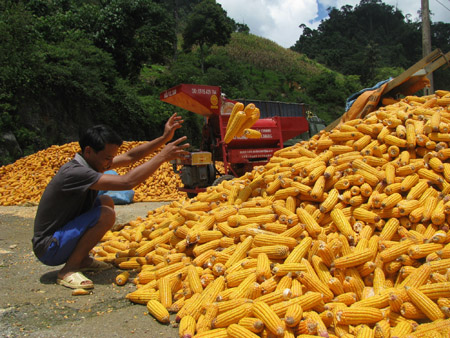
top-left (32, 153), bottom-right (102, 258)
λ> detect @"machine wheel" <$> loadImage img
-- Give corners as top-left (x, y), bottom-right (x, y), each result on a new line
top-left (212, 174), bottom-right (235, 186)
top-left (187, 192), bottom-right (197, 198)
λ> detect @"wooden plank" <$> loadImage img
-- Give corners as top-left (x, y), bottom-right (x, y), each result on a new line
top-left (422, 51), bottom-right (450, 75)
top-left (383, 49), bottom-right (442, 94)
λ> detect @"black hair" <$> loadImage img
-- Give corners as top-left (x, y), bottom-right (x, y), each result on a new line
top-left (79, 125), bottom-right (123, 153)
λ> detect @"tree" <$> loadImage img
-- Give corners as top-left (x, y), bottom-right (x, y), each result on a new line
top-left (292, 0), bottom-right (422, 86)
top-left (93, 0), bottom-right (176, 80)
top-left (182, 0), bottom-right (234, 73)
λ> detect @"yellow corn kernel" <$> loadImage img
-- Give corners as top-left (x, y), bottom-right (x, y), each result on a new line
top-left (353, 207), bottom-right (381, 223)
top-left (272, 263), bottom-right (306, 276)
top-left (238, 317), bottom-right (264, 334)
top-left (225, 236), bottom-right (253, 268)
top-left (179, 315), bottom-right (196, 338)
top-left (333, 292), bottom-right (357, 305)
top-left (146, 299), bottom-right (170, 323)
top-left (191, 328), bottom-right (228, 338)
top-left (284, 303), bottom-right (303, 327)
top-left (329, 131), bottom-right (365, 142)
top-left (406, 286), bottom-right (445, 321)
top-left (236, 107), bottom-right (260, 137)
top-left (397, 199), bottom-right (420, 216)
top-left (255, 252), bottom-right (271, 282)
top-left (333, 249), bottom-right (373, 269)
top-left (355, 324), bottom-right (374, 338)
top-left (158, 276), bottom-right (173, 308)
top-left (296, 207), bottom-right (322, 237)
top-left (330, 208), bottom-right (355, 239)
top-left (274, 187), bottom-right (301, 200)
top-left (196, 302), bottom-right (218, 333)
top-left (379, 218), bottom-right (399, 241)
top-left (115, 271), bottom-right (130, 286)
top-left (285, 236), bottom-right (313, 264)
top-left (400, 301), bottom-right (427, 319)
top-left (227, 102), bottom-right (244, 126)
top-left (227, 323), bottom-right (260, 338)
top-left (243, 128), bottom-right (262, 139)
top-left (224, 110), bottom-right (247, 143)
top-left (297, 271), bottom-right (334, 302)
top-left (212, 302), bottom-right (253, 328)
top-left (309, 176), bottom-right (326, 200)
top-left (319, 188), bottom-right (339, 213)
top-left (336, 307), bottom-right (383, 325)
top-left (252, 301), bottom-right (285, 337)
top-left (248, 245), bottom-right (290, 260)
top-left (229, 273), bottom-right (256, 299)
top-left (431, 199), bottom-right (446, 225)
top-left (253, 234), bottom-right (298, 250)
top-left (374, 319), bottom-right (390, 338)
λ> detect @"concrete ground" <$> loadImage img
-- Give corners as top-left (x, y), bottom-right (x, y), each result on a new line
top-left (0, 202), bottom-right (181, 338)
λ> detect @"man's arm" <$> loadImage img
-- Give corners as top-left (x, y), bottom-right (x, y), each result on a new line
top-left (90, 136), bottom-right (189, 191)
top-left (110, 113), bottom-right (184, 169)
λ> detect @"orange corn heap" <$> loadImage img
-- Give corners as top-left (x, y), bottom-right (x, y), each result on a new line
top-left (92, 90), bottom-right (450, 337)
top-left (0, 141), bottom-right (226, 205)
top-left (44, 90), bottom-right (450, 335)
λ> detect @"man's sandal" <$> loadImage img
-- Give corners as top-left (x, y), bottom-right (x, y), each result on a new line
top-left (57, 271), bottom-right (94, 289)
top-left (80, 259), bottom-right (113, 272)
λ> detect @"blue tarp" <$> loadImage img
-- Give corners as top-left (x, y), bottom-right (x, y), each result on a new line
top-left (345, 78), bottom-right (392, 112)
top-left (98, 170), bottom-right (134, 205)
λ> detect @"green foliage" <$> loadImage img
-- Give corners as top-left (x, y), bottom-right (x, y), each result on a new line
top-left (182, 0), bottom-right (234, 72)
top-left (182, 0), bottom-right (233, 50)
top-left (303, 72), bottom-right (360, 123)
top-left (293, 0), bottom-right (423, 86)
top-left (6, 0), bottom-right (439, 167)
top-left (93, 0), bottom-right (175, 80)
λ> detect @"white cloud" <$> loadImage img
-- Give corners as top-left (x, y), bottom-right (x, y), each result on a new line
top-left (318, 0), bottom-right (449, 24)
top-left (217, 0), bottom-right (450, 48)
top-left (217, 0), bottom-right (318, 48)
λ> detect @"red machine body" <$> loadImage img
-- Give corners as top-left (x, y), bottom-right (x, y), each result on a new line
top-left (160, 84), bottom-right (309, 194)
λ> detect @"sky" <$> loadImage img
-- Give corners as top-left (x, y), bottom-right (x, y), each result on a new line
top-left (216, 0), bottom-right (450, 48)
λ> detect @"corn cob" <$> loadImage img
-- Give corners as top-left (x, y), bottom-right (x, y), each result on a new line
top-left (147, 299), bottom-right (170, 323)
top-left (406, 286), bottom-right (446, 321)
top-left (252, 301), bottom-right (285, 336)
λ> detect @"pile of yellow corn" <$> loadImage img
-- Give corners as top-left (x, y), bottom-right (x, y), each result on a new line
top-left (0, 141), bottom-right (191, 206)
top-left (93, 90), bottom-right (450, 337)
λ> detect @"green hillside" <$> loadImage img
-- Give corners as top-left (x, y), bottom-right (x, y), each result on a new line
top-left (141, 32), bottom-right (360, 124)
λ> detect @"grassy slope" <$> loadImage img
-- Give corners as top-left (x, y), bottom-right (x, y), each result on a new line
top-left (209, 33), bottom-right (356, 123)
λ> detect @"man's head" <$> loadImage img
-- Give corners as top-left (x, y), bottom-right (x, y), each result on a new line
top-left (79, 125), bottom-right (123, 153)
top-left (79, 125), bottom-right (123, 172)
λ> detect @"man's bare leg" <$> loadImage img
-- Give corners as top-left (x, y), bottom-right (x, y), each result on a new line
top-left (57, 195), bottom-right (115, 285)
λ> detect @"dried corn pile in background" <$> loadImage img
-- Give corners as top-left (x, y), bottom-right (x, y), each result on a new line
top-left (94, 90), bottom-right (450, 338)
top-left (0, 141), bottom-right (196, 205)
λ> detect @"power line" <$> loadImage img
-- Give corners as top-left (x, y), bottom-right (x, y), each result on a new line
top-left (435, 0), bottom-right (450, 12)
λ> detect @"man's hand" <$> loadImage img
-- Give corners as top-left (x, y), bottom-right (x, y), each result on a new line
top-left (159, 136), bottom-right (190, 162)
top-left (163, 113), bottom-right (184, 142)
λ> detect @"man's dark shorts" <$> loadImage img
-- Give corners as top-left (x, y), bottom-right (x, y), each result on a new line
top-left (39, 199), bottom-right (102, 266)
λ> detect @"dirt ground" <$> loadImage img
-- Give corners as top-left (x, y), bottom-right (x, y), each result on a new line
top-left (0, 202), bottom-right (182, 338)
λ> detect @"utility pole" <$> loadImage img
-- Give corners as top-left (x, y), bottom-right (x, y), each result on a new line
top-left (421, 0), bottom-right (434, 94)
